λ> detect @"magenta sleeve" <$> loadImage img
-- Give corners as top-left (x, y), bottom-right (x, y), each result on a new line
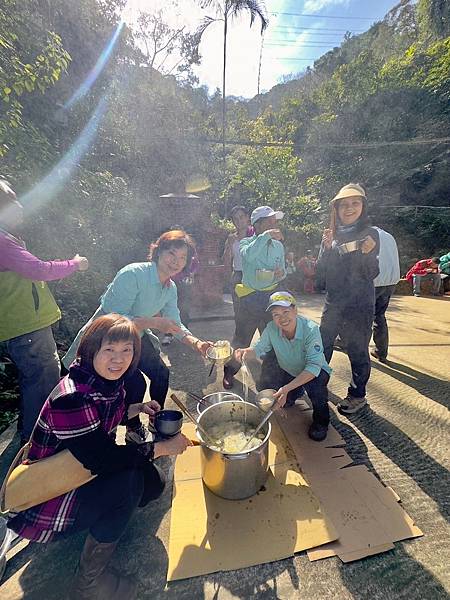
top-left (0, 234), bottom-right (79, 281)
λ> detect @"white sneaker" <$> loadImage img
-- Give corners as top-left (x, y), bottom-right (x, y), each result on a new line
top-left (161, 334), bottom-right (173, 346)
top-left (0, 518), bottom-right (15, 582)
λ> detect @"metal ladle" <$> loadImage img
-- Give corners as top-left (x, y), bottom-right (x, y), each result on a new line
top-left (238, 405), bottom-right (275, 453)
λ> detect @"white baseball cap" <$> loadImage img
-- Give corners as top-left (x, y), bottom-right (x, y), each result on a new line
top-left (250, 206), bottom-right (284, 226)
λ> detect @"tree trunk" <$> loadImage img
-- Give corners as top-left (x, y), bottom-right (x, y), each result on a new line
top-left (222, 13), bottom-right (227, 168)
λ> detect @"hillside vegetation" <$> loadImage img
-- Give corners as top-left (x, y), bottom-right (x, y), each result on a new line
top-left (1, 0), bottom-right (449, 333)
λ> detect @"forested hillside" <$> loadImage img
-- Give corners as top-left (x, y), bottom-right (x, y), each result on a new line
top-left (222, 0), bottom-right (450, 259)
top-left (1, 0), bottom-right (449, 333)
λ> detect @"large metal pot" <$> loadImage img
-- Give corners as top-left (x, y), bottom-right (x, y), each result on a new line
top-left (197, 400), bottom-right (271, 500)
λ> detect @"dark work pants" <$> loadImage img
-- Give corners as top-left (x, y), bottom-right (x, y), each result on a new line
top-left (6, 326), bottom-right (61, 440)
top-left (373, 285), bottom-right (396, 359)
top-left (258, 351), bottom-right (330, 426)
top-left (225, 288), bottom-right (276, 377)
top-left (175, 279), bottom-right (192, 327)
top-left (124, 334), bottom-right (169, 409)
top-left (320, 303), bottom-right (373, 399)
top-left (67, 463), bottom-right (166, 543)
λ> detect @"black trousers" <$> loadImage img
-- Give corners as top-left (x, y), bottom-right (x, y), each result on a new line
top-left (225, 288), bottom-right (277, 377)
top-left (320, 303), bottom-right (373, 399)
top-left (258, 351), bottom-right (330, 426)
top-left (67, 463), bottom-right (165, 543)
top-left (124, 334), bottom-right (169, 409)
top-left (373, 285), bottom-right (396, 359)
top-left (175, 279), bottom-right (192, 326)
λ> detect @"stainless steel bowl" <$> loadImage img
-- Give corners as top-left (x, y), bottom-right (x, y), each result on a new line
top-left (206, 343), bottom-right (233, 365)
top-left (197, 391), bottom-right (243, 415)
top-left (154, 409), bottom-right (183, 437)
top-left (255, 388), bottom-right (277, 411)
top-left (337, 239), bottom-right (364, 255)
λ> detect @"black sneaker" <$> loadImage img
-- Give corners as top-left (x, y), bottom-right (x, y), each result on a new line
top-left (308, 422), bottom-right (328, 442)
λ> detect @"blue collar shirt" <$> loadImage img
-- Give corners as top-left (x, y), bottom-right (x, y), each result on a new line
top-left (240, 232), bottom-right (286, 291)
top-left (253, 315), bottom-right (331, 378)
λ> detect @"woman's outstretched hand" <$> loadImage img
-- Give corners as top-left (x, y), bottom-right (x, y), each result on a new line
top-left (234, 348), bottom-right (253, 363)
top-left (154, 433), bottom-right (192, 458)
top-left (273, 386), bottom-right (290, 409)
top-left (196, 340), bottom-right (213, 357)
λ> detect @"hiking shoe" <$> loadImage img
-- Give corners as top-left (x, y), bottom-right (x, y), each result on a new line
top-left (222, 374), bottom-right (234, 390)
top-left (161, 334), bottom-right (173, 346)
top-left (125, 423), bottom-right (154, 445)
top-left (308, 422), bottom-right (328, 442)
top-left (337, 396), bottom-right (367, 415)
top-left (370, 349), bottom-right (387, 364)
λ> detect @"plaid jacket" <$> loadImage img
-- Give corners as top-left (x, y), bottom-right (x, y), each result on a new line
top-left (8, 361), bottom-right (127, 542)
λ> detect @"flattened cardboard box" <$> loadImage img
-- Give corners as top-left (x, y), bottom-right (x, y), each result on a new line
top-left (167, 420), bottom-right (338, 581)
top-left (275, 408), bottom-right (423, 563)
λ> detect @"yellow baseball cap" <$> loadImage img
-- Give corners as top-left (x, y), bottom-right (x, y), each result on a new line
top-left (266, 291), bottom-right (297, 311)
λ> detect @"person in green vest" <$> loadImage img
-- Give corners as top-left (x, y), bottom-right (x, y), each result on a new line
top-left (0, 179), bottom-right (89, 444)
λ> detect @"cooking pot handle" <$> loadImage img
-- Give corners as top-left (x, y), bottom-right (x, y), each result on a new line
top-left (223, 452), bottom-right (251, 460)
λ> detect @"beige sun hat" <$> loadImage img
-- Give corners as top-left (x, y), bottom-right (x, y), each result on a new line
top-left (332, 183), bottom-right (366, 202)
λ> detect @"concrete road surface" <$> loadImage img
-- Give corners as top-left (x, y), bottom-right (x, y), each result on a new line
top-left (0, 294), bottom-right (449, 599)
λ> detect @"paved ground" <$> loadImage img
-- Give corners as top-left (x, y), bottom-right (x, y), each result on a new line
top-left (1, 294), bottom-right (449, 599)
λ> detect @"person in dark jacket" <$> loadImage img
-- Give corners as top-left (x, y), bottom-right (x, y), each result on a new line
top-left (316, 183), bottom-right (379, 415)
top-left (7, 314), bottom-right (191, 599)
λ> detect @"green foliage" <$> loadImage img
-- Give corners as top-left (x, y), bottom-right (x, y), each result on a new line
top-left (0, 0), bottom-right (71, 155)
top-left (417, 0), bottom-right (450, 41)
top-left (217, 0), bottom-right (449, 256)
top-left (381, 38), bottom-right (450, 101)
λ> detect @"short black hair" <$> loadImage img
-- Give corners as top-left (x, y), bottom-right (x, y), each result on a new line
top-left (230, 205), bottom-right (249, 220)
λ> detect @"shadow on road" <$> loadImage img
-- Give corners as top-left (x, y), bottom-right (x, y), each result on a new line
top-left (371, 359), bottom-right (450, 410)
top-left (344, 406), bottom-right (449, 523)
top-left (338, 544), bottom-right (449, 600)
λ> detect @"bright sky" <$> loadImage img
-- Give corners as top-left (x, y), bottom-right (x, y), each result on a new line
top-left (124, 0), bottom-right (405, 98)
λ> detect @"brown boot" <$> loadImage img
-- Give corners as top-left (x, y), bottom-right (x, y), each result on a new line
top-left (70, 534), bottom-right (137, 599)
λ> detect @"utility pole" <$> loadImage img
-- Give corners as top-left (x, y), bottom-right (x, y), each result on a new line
top-left (257, 32), bottom-right (265, 96)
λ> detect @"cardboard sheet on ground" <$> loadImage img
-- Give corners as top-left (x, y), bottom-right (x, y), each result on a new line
top-left (167, 420), bottom-right (338, 581)
top-left (275, 407), bottom-right (424, 563)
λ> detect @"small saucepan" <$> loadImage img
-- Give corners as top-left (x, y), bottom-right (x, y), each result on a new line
top-left (154, 409), bottom-right (183, 437)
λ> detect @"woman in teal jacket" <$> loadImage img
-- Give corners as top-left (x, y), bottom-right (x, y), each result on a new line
top-left (64, 230), bottom-right (211, 438)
